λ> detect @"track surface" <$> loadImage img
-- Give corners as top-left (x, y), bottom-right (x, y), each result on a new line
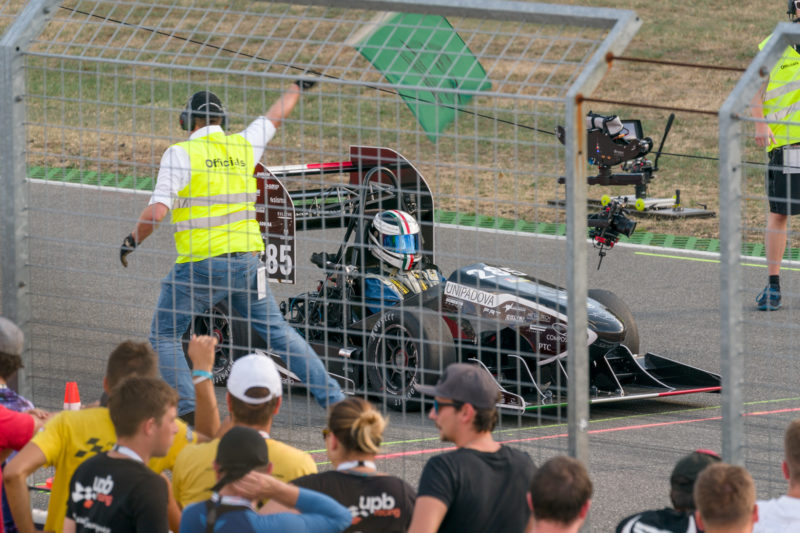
top-left (7, 182), bottom-right (800, 530)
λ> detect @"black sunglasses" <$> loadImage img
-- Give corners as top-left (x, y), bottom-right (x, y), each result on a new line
top-left (322, 428), bottom-right (331, 441)
top-left (433, 398), bottom-right (464, 413)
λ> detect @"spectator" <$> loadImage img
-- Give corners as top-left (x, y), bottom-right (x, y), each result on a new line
top-left (0, 317), bottom-right (33, 412)
top-left (407, 363), bottom-right (535, 533)
top-left (0, 317), bottom-right (50, 533)
top-left (1, 406), bottom-right (44, 533)
top-left (63, 377), bottom-right (179, 533)
top-left (179, 426), bottom-right (352, 533)
top-left (526, 455), bottom-right (593, 533)
top-left (616, 449), bottom-right (721, 533)
top-left (753, 418), bottom-right (800, 532)
top-left (292, 398), bottom-right (416, 532)
top-left (172, 353), bottom-right (316, 508)
top-left (3, 336), bottom-right (218, 533)
top-left (694, 463), bottom-right (758, 533)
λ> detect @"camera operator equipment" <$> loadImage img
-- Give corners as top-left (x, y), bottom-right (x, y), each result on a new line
top-left (587, 196), bottom-right (637, 270)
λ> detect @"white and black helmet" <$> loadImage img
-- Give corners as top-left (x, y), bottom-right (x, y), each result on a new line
top-left (368, 210), bottom-right (421, 271)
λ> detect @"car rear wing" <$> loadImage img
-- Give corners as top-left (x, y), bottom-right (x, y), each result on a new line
top-left (255, 146), bottom-right (436, 284)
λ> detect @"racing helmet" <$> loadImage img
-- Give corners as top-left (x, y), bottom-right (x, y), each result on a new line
top-left (368, 210), bottom-right (421, 271)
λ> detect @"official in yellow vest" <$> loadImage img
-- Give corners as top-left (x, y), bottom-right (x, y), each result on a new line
top-left (119, 83), bottom-right (344, 418)
top-left (752, 9), bottom-right (800, 311)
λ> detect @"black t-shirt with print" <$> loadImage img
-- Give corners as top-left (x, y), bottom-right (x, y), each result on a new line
top-left (417, 445), bottom-right (535, 533)
top-left (66, 452), bottom-right (168, 533)
top-left (293, 470), bottom-right (416, 533)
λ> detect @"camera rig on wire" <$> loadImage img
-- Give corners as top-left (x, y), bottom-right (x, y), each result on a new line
top-left (587, 195), bottom-right (637, 269)
top-left (556, 111), bottom-right (673, 201)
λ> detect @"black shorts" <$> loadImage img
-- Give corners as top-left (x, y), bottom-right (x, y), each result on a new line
top-left (767, 148), bottom-right (800, 215)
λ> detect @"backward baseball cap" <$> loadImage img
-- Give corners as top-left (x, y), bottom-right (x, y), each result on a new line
top-left (0, 317), bottom-right (23, 356)
top-left (416, 362), bottom-right (499, 410)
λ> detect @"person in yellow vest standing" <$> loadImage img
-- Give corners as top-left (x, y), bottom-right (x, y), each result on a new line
top-left (751, 1), bottom-right (800, 311)
top-left (119, 81), bottom-right (344, 420)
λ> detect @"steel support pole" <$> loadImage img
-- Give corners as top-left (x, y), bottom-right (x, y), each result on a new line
top-left (718, 22), bottom-right (800, 465)
top-left (0, 0), bottom-right (59, 398)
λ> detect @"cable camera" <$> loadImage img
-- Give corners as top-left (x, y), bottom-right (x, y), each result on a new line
top-left (587, 196), bottom-right (637, 269)
top-left (557, 111), bottom-right (674, 200)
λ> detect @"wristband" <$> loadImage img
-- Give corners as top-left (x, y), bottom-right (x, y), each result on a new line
top-left (191, 369), bottom-right (213, 380)
top-left (193, 376), bottom-right (210, 385)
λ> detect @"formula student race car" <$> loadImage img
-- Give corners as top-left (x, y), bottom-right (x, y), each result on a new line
top-left (186, 146), bottom-right (721, 413)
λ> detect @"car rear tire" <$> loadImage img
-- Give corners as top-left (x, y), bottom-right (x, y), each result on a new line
top-left (183, 302), bottom-right (250, 386)
top-left (588, 289), bottom-right (640, 355)
top-left (366, 309), bottom-right (456, 412)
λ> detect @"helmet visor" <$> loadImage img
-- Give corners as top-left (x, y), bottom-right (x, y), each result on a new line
top-left (381, 233), bottom-right (420, 254)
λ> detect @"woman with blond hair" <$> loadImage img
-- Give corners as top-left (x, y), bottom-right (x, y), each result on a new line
top-left (293, 397), bottom-right (416, 533)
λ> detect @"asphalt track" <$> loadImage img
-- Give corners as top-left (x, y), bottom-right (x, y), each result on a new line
top-left (8, 181), bottom-right (800, 530)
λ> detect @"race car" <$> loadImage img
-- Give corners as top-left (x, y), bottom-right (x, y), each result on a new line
top-left (186, 146), bottom-right (721, 412)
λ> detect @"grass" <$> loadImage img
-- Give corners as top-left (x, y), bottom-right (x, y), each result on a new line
top-left (15, 1), bottom-right (794, 249)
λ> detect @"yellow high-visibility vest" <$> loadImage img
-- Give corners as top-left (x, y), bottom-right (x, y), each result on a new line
top-left (760, 37), bottom-right (800, 151)
top-left (171, 132), bottom-right (262, 263)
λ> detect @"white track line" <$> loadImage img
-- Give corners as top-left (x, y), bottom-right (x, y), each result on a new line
top-left (30, 179), bottom-right (794, 268)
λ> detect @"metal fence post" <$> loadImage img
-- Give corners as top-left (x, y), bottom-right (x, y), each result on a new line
top-left (718, 22), bottom-right (800, 465)
top-left (564, 12), bottom-right (641, 463)
top-left (0, 0), bottom-right (58, 398)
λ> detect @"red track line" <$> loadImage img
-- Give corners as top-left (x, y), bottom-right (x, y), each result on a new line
top-left (369, 406), bottom-right (800, 462)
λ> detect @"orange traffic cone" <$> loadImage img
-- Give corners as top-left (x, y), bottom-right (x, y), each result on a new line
top-left (63, 381), bottom-right (80, 410)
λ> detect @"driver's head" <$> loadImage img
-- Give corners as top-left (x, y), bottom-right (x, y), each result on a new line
top-left (368, 210), bottom-right (421, 271)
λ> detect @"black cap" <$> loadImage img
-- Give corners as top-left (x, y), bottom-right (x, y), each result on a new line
top-left (670, 449), bottom-right (721, 492)
top-left (210, 426), bottom-right (269, 492)
top-left (189, 91), bottom-right (223, 114)
top-left (180, 91), bottom-right (226, 131)
top-left (416, 363), bottom-right (499, 410)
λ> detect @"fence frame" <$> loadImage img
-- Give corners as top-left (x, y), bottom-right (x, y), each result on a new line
top-left (0, 0), bottom-right (57, 399)
top-left (0, 0), bottom-right (641, 460)
top-left (719, 21), bottom-right (800, 465)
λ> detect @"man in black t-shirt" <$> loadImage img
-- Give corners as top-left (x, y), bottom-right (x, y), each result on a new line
top-left (408, 363), bottom-right (535, 533)
top-left (64, 377), bottom-right (179, 533)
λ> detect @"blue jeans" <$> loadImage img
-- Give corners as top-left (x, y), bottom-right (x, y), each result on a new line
top-left (150, 252), bottom-right (344, 415)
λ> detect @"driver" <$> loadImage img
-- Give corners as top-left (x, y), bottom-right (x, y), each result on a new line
top-left (362, 210), bottom-right (444, 316)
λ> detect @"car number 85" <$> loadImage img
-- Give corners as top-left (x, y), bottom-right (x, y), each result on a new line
top-left (265, 244), bottom-right (292, 276)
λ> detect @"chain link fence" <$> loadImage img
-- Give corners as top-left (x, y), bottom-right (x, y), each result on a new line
top-left (0, 0), bottom-right (654, 527)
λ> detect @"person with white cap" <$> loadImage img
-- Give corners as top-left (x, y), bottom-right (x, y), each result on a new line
top-left (407, 362), bottom-right (535, 533)
top-left (172, 353), bottom-right (317, 509)
top-left (179, 426), bottom-right (351, 533)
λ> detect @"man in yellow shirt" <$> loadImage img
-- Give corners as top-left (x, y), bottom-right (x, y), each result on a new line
top-left (172, 353), bottom-right (317, 508)
top-left (3, 336), bottom-right (219, 533)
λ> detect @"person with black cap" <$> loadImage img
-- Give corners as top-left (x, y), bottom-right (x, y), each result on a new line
top-left (615, 449), bottom-right (722, 533)
top-left (407, 363), bottom-right (535, 533)
top-left (118, 76), bottom-right (344, 421)
top-left (179, 426), bottom-right (351, 533)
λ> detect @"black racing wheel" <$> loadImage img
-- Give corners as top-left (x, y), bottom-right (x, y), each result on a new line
top-left (366, 309), bottom-right (456, 412)
top-left (183, 302), bottom-right (250, 386)
top-left (588, 289), bottom-right (640, 355)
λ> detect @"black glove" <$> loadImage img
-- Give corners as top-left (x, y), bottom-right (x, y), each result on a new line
top-left (120, 233), bottom-right (137, 267)
top-left (294, 78), bottom-right (317, 91)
